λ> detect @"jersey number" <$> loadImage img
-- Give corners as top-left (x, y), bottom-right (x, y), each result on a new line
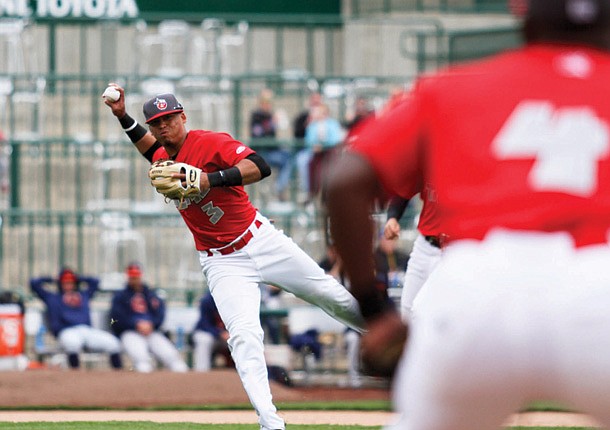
top-left (492, 101), bottom-right (609, 197)
top-left (201, 201), bottom-right (224, 224)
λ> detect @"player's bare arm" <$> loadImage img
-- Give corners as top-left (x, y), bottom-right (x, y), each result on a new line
top-left (327, 151), bottom-right (407, 377)
top-left (234, 157), bottom-right (265, 185)
top-left (103, 83), bottom-right (158, 155)
top-left (327, 152), bottom-right (380, 303)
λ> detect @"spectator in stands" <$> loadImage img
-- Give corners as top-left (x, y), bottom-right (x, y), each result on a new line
top-left (249, 88), bottom-right (293, 201)
top-left (343, 96), bottom-right (375, 133)
top-left (292, 91), bottom-right (322, 140)
top-left (109, 263), bottom-right (188, 373)
top-left (30, 267), bottom-right (123, 370)
top-left (191, 290), bottom-right (233, 372)
top-left (295, 103), bottom-right (345, 203)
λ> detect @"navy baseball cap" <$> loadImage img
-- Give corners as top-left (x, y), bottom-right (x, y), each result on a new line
top-left (143, 93), bottom-right (184, 123)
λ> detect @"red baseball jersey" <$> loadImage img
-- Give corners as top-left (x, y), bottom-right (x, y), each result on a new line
top-left (417, 185), bottom-right (440, 237)
top-left (152, 130), bottom-right (257, 250)
top-left (350, 44), bottom-right (610, 247)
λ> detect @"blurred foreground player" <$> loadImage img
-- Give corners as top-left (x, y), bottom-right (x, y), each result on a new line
top-left (326, 1), bottom-right (610, 429)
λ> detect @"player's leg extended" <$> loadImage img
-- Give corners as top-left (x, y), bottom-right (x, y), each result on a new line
top-left (200, 252), bottom-right (285, 430)
top-left (245, 218), bottom-right (365, 332)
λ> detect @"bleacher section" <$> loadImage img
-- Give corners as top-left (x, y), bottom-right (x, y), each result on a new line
top-left (0, 4), bottom-right (523, 374)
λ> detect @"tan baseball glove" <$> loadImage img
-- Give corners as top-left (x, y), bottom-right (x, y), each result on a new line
top-left (148, 159), bottom-right (202, 209)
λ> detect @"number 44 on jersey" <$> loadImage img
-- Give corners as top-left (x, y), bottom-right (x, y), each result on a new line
top-left (492, 101), bottom-right (609, 197)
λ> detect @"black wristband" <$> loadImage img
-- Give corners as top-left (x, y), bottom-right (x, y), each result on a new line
top-left (207, 171), bottom-right (223, 187)
top-left (119, 113), bottom-right (135, 129)
top-left (207, 167), bottom-right (243, 187)
top-left (118, 113), bottom-right (147, 143)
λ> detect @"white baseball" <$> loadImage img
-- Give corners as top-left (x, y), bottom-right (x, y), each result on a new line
top-left (102, 86), bottom-right (121, 102)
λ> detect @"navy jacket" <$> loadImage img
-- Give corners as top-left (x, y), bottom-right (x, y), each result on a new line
top-left (30, 276), bottom-right (98, 337)
top-left (109, 284), bottom-right (165, 336)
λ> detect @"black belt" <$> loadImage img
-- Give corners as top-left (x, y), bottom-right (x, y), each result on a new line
top-left (424, 235), bottom-right (442, 248)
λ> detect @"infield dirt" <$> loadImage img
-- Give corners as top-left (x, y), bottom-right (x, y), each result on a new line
top-left (0, 369), bottom-right (600, 427)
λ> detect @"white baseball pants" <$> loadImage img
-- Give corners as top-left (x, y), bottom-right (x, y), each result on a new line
top-left (192, 330), bottom-right (215, 372)
top-left (200, 212), bottom-right (365, 430)
top-left (120, 331), bottom-right (188, 373)
top-left (387, 229), bottom-right (610, 430)
top-left (58, 324), bottom-right (121, 354)
top-left (400, 233), bottom-right (442, 321)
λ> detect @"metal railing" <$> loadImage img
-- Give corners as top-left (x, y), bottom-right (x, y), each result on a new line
top-left (0, 13), bottom-right (523, 300)
top-left (399, 23), bottom-right (522, 72)
top-left (349, 0), bottom-right (510, 17)
top-left (1, 16), bottom-right (344, 79)
top-left (0, 72), bottom-right (409, 143)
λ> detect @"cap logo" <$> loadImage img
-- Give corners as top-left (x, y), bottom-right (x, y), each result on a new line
top-left (155, 98), bottom-right (168, 111)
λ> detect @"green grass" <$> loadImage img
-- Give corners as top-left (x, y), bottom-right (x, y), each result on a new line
top-left (0, 400), bottom-right (392, 412)
top-left (0, 424), bottom-right (383, 429)
top-left (0, 400), bottom-right (592, 429)
top-left (0, 425), bottom-right (599, 430)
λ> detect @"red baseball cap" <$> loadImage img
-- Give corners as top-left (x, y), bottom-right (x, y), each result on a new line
top-left (59, 269), bottom-right (77, 283)
top-left (126, 263), bottom-right (142, 278)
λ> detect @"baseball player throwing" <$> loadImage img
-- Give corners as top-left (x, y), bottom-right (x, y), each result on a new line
top-left (104, 88), bottom-right (365, 430)
top-left (326, 0), bottom-right (610, 429)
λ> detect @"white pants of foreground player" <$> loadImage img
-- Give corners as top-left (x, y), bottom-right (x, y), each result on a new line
top-left (400, 233), bottom-right (442, 321)
top-left (387, 229), bottom-right (610, 430)
top-left (120, 331), bottom-right (188, 373)
top-left (200, 212), bottom-right (365, 430)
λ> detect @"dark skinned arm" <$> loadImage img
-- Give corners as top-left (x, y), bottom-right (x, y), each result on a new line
top-left (326, 152), bottom-right (408, 377)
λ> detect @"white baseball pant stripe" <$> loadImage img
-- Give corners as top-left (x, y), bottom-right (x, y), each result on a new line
top-left (387, 229), bottom-right (610, 430)
top-left (200, 212), bottom-right (365, 430)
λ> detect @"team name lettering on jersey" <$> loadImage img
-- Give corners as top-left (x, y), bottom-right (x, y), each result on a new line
top-left (63, 291), bottom-right (82, 308)
top-left (201, 201), bottom-right (225, 224)
top-left (172, 189), bottom-right (210, 210)
top-left (492, 101), bottom-right (609, 197)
